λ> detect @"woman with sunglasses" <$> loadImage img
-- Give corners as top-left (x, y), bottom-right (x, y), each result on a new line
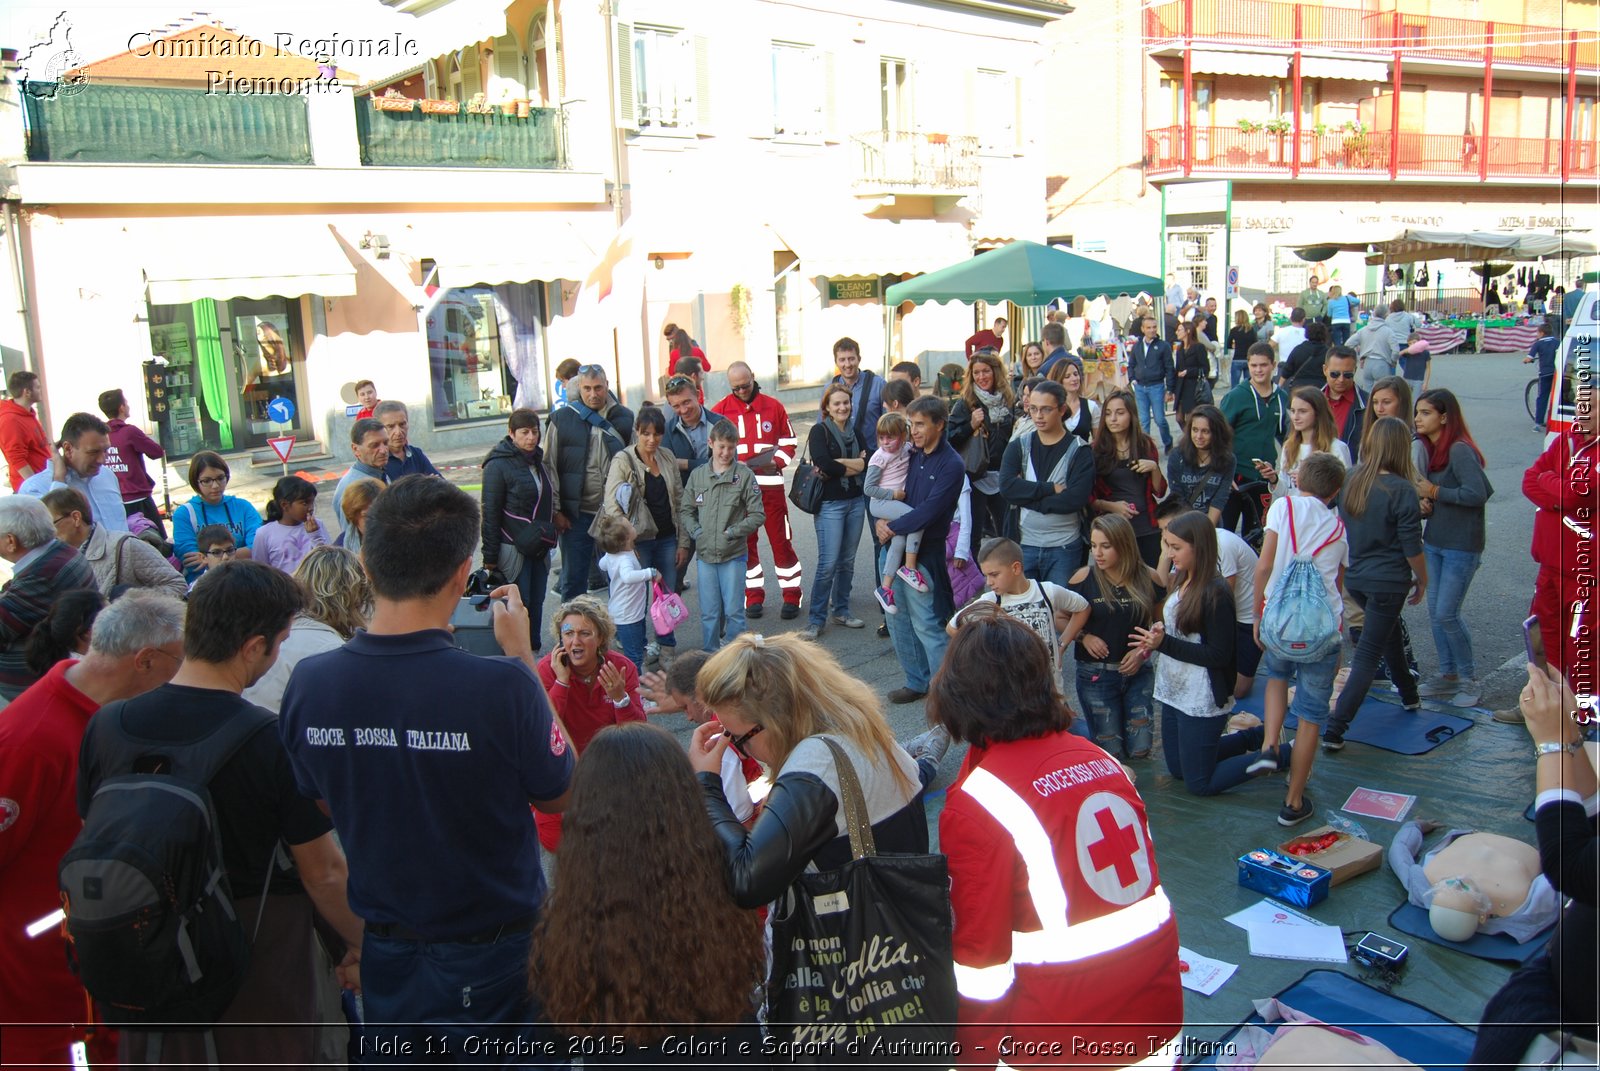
top-left (535, 596), bottom-right (643, 852)
top-left (172, 450), bottom-right (261, 582)
top-left (688, 633), bottom-right (924, 909)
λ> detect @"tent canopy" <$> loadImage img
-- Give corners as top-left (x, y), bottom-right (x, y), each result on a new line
top-left (884, 240), bottom-right (1163, 307)
top-left (1296, 229), bottom-right (1598, 266)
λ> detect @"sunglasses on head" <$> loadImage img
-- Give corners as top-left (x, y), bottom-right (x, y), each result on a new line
top-left (664, 376), bottom-right (695, 393)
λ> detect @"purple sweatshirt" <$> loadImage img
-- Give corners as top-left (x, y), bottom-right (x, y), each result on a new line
top-left (253, 519), bottom-right (328, 575)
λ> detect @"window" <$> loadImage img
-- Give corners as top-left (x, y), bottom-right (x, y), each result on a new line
top-left (772, 42), bottom-right (823, 138)
top-left (425, 285), bottom-right (543, 426)
top-left (1168, 231), bottom-right (1210, 292)
top-left (881, 58), bottom-right (911, 134)
top-left (975, 69), bottom-right (1015, 151)
top-left (634, 25), bottom-right (692, 129)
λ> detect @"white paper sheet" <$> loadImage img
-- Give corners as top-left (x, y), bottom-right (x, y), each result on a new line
top-left (1176, 946), bottom-right (1237, 996)
top-left (1224, 899), bottom-right (1324, 931)
top-left (1246, 919), bottom-right (1348, 963)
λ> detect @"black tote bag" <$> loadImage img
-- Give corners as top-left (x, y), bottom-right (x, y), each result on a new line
top-left (788, 437), bottom-right (826, 516)
top-left (767, 740), bottom-right (956, 1068)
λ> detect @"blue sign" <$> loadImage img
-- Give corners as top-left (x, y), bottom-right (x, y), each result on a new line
top-left (266, 396), bottom-right (296, 424)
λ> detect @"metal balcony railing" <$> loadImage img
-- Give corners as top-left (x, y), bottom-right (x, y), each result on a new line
top-left (1146, 124), bottom-right (1598, 181)
top-left (1143, 0), bottom-right (1598, 70)
top-left (22, 82), bottom-right (312, 164)
top-left (355, 99), bottom-right (569, 169)
top-left (853, 131), bottom-right (980, 191)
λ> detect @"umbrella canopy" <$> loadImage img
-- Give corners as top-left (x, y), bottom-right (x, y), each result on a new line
top-left (1295, 229), bottom-right (1598, 266)
top-left (885, 240), bottom-right (1163, 306)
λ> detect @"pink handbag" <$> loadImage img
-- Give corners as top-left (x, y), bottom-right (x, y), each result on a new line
top-left (649, 578), bottom-right (688, 636)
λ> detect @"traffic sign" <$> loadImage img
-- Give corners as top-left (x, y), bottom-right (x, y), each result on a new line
top-left (267, 436), bottom-right (296, 464)
top-left (1226, 266), bottom-right (1240, 288)
top-left (266, 396), bottom-right (296, 424)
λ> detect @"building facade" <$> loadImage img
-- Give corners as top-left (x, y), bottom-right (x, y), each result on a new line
top-left (1046, 0), bottom-right (1597, 305)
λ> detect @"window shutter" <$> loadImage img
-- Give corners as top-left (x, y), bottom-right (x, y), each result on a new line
top-left (552, 10), bottom-right (565, 100)
top-left (694, 34), bottom-right (713, 131)
top-left (494, 34), bottom-right (523, 97)
top-left (963, 69), bottom-right (976, 139)
top-left (616, 21), bottom-right (636, 130)
top-left (1013, 74), bottom-right (1024, 151)
top-left (822, 50), bottom-right (837, 141)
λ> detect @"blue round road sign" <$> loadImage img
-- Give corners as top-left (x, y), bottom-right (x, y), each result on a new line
top-left (266, 396), bottom-right (296, 424)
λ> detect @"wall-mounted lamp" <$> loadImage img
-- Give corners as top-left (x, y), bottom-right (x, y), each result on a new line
top-left (360, 231), bottom-right (391, 258)
top-left (653, 255), bottom-right (665, 270)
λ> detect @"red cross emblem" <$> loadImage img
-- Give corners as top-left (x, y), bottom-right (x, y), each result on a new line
top-left (1074, 791), bottom-right (1152, 905)
top-left (1087, 807), bottom-right (1142, 888)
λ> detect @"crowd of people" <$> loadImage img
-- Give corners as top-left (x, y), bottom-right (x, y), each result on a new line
top-left (0, 283), bottom-right (1593, 1069)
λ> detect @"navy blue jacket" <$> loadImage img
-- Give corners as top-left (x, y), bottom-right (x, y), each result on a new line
top-left (889, 439), bottom-right (965, 619)
top-left (1128, 338), bottom-right (1174, 386)
top-left (664, 407), bottom-right (730, 483)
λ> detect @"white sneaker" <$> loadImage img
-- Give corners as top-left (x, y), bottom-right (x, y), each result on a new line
top-left (831, 614), bottom-right (865, 629)
top-left (904, 724), bottom-right (953, 766)
top-left (798, 625), bottom-right (821, 641)
top-left (1450, 680), bottom-right (1481, 707)
top-left (1416, 674), bottom-right (1459, 698)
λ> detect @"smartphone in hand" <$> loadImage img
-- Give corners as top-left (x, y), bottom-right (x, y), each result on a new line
top-left (1523, 614), bottom-right (1546, 671)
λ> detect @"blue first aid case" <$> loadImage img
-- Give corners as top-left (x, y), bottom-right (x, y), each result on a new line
top-left (1238, 847), bottom-right (1332, 908)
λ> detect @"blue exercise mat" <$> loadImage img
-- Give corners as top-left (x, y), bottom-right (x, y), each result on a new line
top-left (1389, 901), bottom-right (1553, 965)
top-left (1186, 968), bottom-right (1477, 1070)
top-left (1232, 685), bottom-right (1473, 755)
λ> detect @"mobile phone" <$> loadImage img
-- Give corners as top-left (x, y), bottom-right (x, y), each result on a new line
top-left (1524, 614), bottom-right (1546, 670)
top-left (473, 595), bottom-right (507, 613)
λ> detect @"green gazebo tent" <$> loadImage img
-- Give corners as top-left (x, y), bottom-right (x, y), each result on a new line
top-left (884, 240), bottom-right (1163, 306)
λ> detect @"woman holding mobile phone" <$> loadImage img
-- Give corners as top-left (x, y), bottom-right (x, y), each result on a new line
top-left (535, 596), bottom-right (642, 852)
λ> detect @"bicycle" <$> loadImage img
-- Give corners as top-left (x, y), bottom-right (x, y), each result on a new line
top-left (1525, 377), bottom-right (1544, 425)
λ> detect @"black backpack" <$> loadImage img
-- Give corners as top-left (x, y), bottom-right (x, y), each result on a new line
top-left (60, 705), bottom-right (277, 1025)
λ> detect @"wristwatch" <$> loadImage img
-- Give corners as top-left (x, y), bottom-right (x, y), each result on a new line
top-left (1534, 740), bottom-right (1581, 759)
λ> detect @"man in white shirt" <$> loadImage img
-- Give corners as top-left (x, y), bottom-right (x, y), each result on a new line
top-left (1273, 308), bottom-right (1308, 369)
top-left (17, 413), bottom-right (128, 532)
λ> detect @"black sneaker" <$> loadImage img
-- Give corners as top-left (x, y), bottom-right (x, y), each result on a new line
top-left (1320, 730), bottom-right (1345, 751)
top-left (877, 622), bottom-right (890, 638)
top-left (1278, 796), bottom-right (1315, 827)
top-left (746, 603), bottom-right (764, 620)
top-left (780, 603), bottom-right (800, 620)
top-left (1245, 751), bottom-right (1279, 776)
top-left (1402, 698), bottom-right (1421, 712)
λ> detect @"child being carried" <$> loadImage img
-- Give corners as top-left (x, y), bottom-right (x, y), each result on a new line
top-left (864, 412), bottom-right (928, 614)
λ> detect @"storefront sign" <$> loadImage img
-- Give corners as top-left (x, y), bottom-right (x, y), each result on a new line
top-left (827, 278), bottom-right (881, 301)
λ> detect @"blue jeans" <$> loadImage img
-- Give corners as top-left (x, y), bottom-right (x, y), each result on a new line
top-left (1075, 662), bottom-right (1154, 759)
top-left (809, 496), bottom-right (866, 627)
top-left (885, 573), bottom-right (949, 693)
top-left (616, 619), bottom-right (646, 671)
top-left (1329, 587), bottom-right (1418, 736)
top-left (513, 551), bottom-right (552, 653)
top-left (361, 930), bottom-right (551, 1066)
top-left (698, 556), bottom-right (747, 651)
top-left (1535, 373), bottom-right (1554, 426)
top-left (557, 512), bottom-right (597, 601)
top-left (1133, 382), bottom-right (1172, 448)
top-left (1261, 648), bottom-right (1341, 728)
top-left (1023, 541), bottom-right (1083, 589)
top-left (634, 534), bottom-right (679, 647)
top-left (1330, 322), bottom-right (1351, 346)
top-left (1230, 359), bottom-right (1248, 389)
top-left (1161, 703), bottom-right (1283, 796)
top-left (1424, 545), bottom-right (1481, 678)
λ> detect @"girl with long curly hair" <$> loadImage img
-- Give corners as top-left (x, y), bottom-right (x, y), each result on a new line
top-left (529, 722), bottom-right (765, 1052)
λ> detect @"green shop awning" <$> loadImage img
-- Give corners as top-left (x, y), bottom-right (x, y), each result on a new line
top-left (885, 240), bottom-right (1162, 306)
top-left (142, 220), bottom-right (358, 306)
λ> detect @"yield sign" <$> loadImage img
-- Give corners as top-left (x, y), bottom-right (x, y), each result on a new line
top-left (267, 436), bottom-right (296, 464)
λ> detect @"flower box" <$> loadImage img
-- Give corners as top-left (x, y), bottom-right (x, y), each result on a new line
top-left (374, 96), bottom-right (416, 113)
top-left (419, 98), bottom-right (460, 115)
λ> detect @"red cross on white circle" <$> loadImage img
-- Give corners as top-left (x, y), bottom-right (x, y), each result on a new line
top-left (1074, 791), bottom-right (1153, 905)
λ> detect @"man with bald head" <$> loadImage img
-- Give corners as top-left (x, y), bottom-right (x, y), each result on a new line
top-left (711, 362), bottom-right (803, 618)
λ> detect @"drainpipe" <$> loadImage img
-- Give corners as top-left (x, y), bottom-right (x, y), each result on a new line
top-left (3, 200), bottom-right (42, 412)
top-left (600, 0), bottom-right (625, 227)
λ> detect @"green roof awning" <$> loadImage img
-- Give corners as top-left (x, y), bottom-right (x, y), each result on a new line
top-left (885, 240), bottom-right (1162, 307)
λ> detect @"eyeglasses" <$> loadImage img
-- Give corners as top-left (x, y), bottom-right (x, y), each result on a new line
top-left (1027, 405), bottom-right (1059, 417)
top-left (204, 547), bottom-right (236, 559)
top-left (730, 380), bottom-right (755, 392)
top-left (1327, 370), bottom-right (1356, 380)
top-left (197, 475), bottom-right (229, 488)
top-left (50, 514), bottom-right (72, 528)
top-left (722, 723), bottom-right (764, 759)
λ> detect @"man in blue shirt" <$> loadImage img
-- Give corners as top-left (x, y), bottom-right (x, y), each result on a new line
top-left (830, 337), bottom-right (884, 452)
top-left (18, 412), bottom-right (129, 532)
top-left (1036, 321), bottom-right (1083, 380)
top-left (876, 396), bottom-right (965, 704)
top-left (280, 475), bottom-right (574, 1051)
top-left (1524, 318), bottom-right (1560, 430)
top-left (373, 400), bottom-right (441, 479)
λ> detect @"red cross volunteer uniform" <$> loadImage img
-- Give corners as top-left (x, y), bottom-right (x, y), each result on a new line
top-left (942, 733), bottom-right (1183, 1069)
top-left (711, 384), bottom-right (803, 612)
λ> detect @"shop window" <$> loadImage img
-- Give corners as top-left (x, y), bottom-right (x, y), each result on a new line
top-left (426, 284), bottom-right (543, 426)
top-left (145, 296), bottom-right (309, 458)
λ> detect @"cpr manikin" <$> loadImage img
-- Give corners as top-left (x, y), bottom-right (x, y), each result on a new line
top-left (1387, 821), bottom-right (1558, 942)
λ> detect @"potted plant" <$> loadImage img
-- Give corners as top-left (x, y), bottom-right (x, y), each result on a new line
top-left (514, 98), bottom-right (531, 118)
top-left (1340, 120), bottom-right (1372, 168)
top-left (374, 89), bottom-right (415, 112)
top-left (927, 132), bottom-right (949, 145)
top-left (420, 97), bottom-right (460, 115)
top-left (1237, 118), bottom-right (1265, 134)
top-left (465, 91), bottom-right (493, 115)
top-left (1264, 115), bottom-right (1290, 163)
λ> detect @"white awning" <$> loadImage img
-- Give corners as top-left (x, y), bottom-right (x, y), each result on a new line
top-left (1191, 50), bottom-right (1289, 78)
top-left (142, 220), bottom-right (358, 305)
top-left (773, 217), bottom-right (971, 280)
top-left (359, 0), bottom-right (511, 86)
top-left (1301, 56), bottom-right (1389, 81)
top-left (404, 218), bottom-right (598, 288)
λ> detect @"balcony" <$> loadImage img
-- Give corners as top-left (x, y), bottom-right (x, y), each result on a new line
top-left (22, 82), bottom-right (312, 164)
top-left (354, 99), bottom-right (569, 169)
top-left (853, 131), bottom-right (981, 200)
top-left (1143, 0), bottom-right (1599, 72)
top-left (1146, 124), bottom-right (1599, 183)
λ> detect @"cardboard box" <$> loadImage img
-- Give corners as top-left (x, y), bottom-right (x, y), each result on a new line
top-left (1277, 827), bottom-right (1383, 886)
top-left (1238, 848), bottom-right (1332, 908)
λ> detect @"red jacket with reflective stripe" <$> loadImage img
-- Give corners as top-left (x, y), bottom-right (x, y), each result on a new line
top-left (711, 390), bottom-right (796, 473)
top-left (942, 734), bottom-right (1182, 1068)
top-left (1524, 430), bottom-right (1598, 577)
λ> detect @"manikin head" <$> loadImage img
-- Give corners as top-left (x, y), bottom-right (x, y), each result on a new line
top-left (1426, 877), bottom-right (1491, 941)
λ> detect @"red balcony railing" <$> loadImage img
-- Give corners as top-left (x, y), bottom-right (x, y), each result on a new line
top-left (1146, 125), bottom-right (1599, 181)
top-left (1144, 0), bottom-right (1599, 70)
